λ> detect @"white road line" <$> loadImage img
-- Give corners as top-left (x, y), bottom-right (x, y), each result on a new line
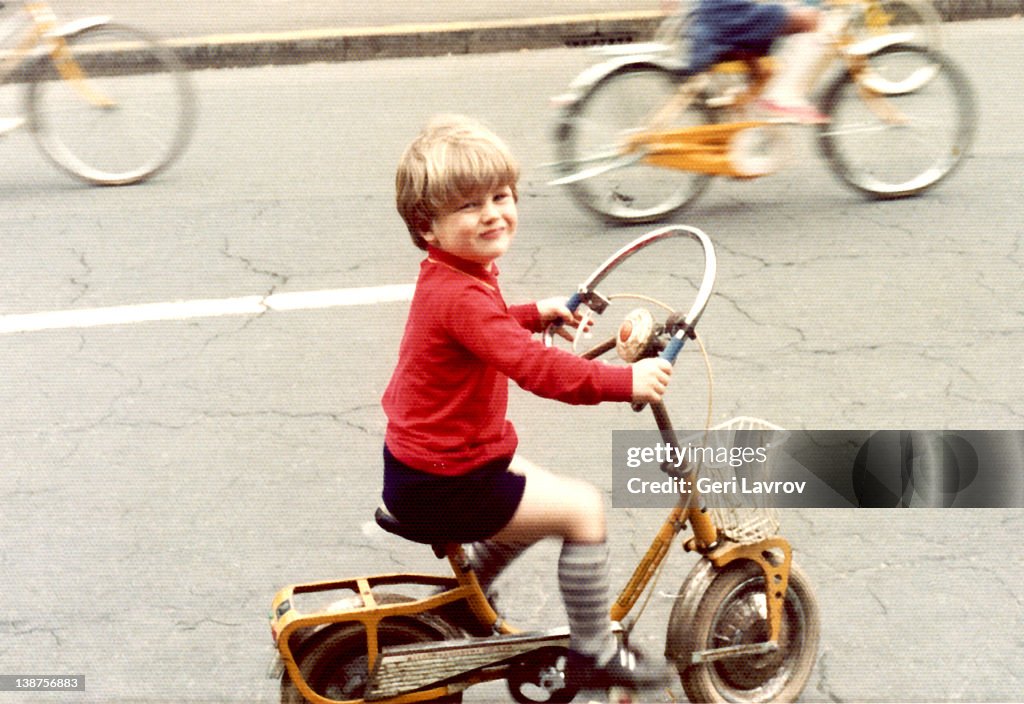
top-left (0, 283), bottom-right (414, 335)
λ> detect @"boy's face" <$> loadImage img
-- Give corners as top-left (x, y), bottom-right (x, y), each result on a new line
top-left (422, 185), bottom-right (517, 268)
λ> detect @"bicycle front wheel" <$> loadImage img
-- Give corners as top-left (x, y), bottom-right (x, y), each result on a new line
top-left (669, 560), bottom-right (820, 704)
top-left (554, 64), bottom-right (715, 225)
top-left (818, 44), bottom-right (975, 199)
top-left (27, 23), bottom-right (196, 186)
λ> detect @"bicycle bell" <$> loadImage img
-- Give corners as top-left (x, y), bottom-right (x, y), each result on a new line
top-left (616, 308), bottom-right (661, 362)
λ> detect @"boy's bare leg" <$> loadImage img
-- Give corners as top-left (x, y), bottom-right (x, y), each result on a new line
top-left (492, 456), bottom-right (615, 659)
top-left (493, 454), bottom-right (671, 691)
top-left (491, 457), bottom-right (666, 691)
top-left (758, 5), bottom-right (833, 123)
top-left (468, 456), bottom-right (604, 596)
top-left (492, 455), bottom-right (606, 544)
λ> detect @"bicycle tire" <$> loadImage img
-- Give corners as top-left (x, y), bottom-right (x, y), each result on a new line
top-left (668, 560), bottom-right (820, 704)
top-left (26, 22), bottom-right (196, 186)
top-left (280, 594), bottom-right (463, 704)
top-left (554, 63), bottom-right (716, 225)
top-left (818, 43), bottom-right (975, 199)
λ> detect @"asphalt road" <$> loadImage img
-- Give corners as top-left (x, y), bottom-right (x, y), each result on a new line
top-left (0, 16), bottom-right (1022, 704)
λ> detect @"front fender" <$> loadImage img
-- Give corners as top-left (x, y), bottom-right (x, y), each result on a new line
top-left (49, 15), bottom-right (110, 38)
top-left (663, 557), bottom-right (718, 663)
top-left (553, 55), bottom-right (688, 108)
top-left (842, 31), bottom-right (916, 58)
top-left (13, 15), bottom-right (110, 86)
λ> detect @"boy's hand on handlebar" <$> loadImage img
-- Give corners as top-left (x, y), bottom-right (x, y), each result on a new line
top-left (536, 296), bottom-right (593, 340)
top-left (631, 357), bottom-right (673, 404)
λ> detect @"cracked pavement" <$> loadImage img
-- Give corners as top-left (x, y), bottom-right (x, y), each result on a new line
top-left (1, 18), bottom-right (1023, 704)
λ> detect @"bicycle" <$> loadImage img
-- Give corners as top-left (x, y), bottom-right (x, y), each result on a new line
top-left (267, 225), bottom-right (822, 704)
top-left (549, 3), bottom-right (974, 224)
top-left (0, 0), bottom-right (195, 185)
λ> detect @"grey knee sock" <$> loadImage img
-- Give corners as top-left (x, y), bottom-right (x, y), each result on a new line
top-left (558, 541), bottom-right (617, 661)
top-left (465, 537), bottom-right (532, 594)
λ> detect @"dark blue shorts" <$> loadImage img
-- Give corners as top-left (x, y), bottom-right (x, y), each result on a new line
top-left (689, 0), bottom-right (789, 71)
top-left (382, 446), bottom-right (527, 544)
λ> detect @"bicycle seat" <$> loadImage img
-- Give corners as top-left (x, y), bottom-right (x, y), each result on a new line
top-left (374, 506), bottom-right (449, 558)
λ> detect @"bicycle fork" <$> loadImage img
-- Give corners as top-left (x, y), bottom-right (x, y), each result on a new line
top-left (612, 401), bottom-right (794, 663)
top-left (25, 3), bottom-right (115, 109)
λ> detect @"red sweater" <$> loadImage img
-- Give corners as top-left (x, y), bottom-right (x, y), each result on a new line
top-left (383, 246), bottom-right (634, 476)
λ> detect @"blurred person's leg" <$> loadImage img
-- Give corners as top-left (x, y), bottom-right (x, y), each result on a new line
top-left (759, 4), bottom-right (833, 123)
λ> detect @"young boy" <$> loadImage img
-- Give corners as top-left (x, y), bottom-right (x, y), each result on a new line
top-left (382, 115), bottom-right (671, 691)
top-left (689, 0), bottom-right (831, 124)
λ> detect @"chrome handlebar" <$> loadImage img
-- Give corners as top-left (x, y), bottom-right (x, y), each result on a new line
top-left (542, 224), bottom-right (718, 362)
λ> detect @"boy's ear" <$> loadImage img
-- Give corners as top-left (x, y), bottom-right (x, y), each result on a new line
top-left (418, 219), bottom-right (437, 245)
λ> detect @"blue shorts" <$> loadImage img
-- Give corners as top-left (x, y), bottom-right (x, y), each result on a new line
top-left (382, 446), bottom-right (527, 544)
top-left (689, 0), bottom-right (789, 71)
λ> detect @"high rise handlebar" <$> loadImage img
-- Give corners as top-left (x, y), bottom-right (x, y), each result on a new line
top-left (543, 225), bottom-right (717, 361)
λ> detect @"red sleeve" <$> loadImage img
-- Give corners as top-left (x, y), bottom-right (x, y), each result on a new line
top-left (508, 302), bottom-right (543, 332)
top-left (446, 285), bottom-right (633, 405)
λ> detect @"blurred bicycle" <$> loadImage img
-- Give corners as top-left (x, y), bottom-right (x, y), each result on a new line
top-left (549, 0), bottom-right (973, 224)
top-left (0, 0), bottom-right (195, 185)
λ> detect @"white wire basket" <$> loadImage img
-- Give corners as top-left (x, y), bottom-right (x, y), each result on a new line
top-left (681, 416), bottom-right (790, 544)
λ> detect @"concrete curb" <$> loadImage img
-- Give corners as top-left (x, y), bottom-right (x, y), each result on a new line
top-left (162, 4), bottom-right (1020, 71)
top-left (167, 12), bottom-right (665, 71)
top-left (935, 0), bottom-right (1024, 21)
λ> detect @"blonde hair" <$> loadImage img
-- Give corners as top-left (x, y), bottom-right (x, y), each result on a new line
top-left (396, 115), bottom-right (520, 250)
